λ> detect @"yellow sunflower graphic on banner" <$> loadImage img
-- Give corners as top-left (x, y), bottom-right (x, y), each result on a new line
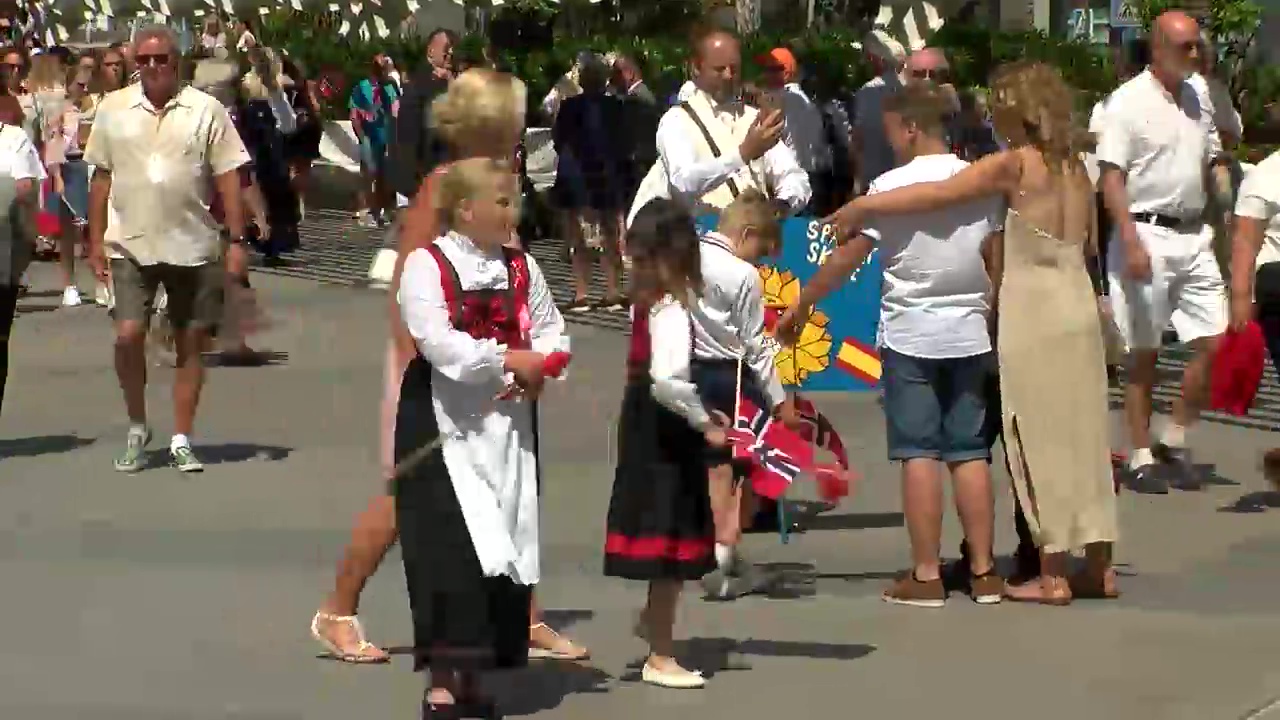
top-left (757, 265), bottom-right (833, 386)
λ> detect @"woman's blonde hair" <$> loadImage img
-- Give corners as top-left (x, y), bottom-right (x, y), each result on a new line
top-left (431, 68), bottom-right (526, 153)
top-left (27, 53), bottom-right (66, 93)
top-left (989, 61), bottom-right (1093, 172)
top-left (434, 157), bottom-right (521, 228)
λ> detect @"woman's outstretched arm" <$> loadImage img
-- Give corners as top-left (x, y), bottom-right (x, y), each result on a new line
top-left (859, 150), bottom-right (1021, 216)
top-left (823, 150), bottom-right (1022, 241)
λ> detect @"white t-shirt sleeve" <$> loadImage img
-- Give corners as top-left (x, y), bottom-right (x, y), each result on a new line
top-left (0, 128), bottom-right (47, 181)
top-left (1235, 162), bottom-right (1280, 222)
top-left (1094, 97), bottom-right (1134, 170)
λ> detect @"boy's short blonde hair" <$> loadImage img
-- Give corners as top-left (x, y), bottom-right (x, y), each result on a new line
top-left (432, 68), bottom-right (527, 151)
top-left (719, 188), bottom-right (782, 250)
top-left (434, 157), bottom-right (521, 227)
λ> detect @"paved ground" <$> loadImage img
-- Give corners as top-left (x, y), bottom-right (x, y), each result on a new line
top-left (7, 263), bottom-right (1280, 720)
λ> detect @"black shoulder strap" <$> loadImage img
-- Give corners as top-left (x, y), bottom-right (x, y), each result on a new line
top-left (426, 243), bottom-right (464, 329)
top-left (680, 101), bottom-right (740, 199)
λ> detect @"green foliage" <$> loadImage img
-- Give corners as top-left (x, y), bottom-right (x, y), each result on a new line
top-left (258, 7), bottom-right (1122, 122)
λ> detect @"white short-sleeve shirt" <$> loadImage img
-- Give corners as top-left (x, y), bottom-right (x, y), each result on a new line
top-left (861, 153), bottom-right (1001, 359)
top-left (1235, 152), bottom-right (1280, 267)
top-left (0, 124), bottom-right (46, 182)
top-left (1095, 70), bottom-right (1213, 219)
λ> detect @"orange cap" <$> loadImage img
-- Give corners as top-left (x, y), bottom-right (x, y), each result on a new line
top-left (756, 47), bottom-right (797, 77)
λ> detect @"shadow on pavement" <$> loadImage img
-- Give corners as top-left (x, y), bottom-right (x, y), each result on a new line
top-left (205, 350), bottom-right (290, 368)
top-left (620, 636), bottom-right (876, 679)
top-left (1220, 490), bottom-right (1280, 513)
top-left (496, 661), bottom-right (613, 716)
top-left (802, 511), bottom-right (905, 532)
top-left (0, 434), bottom-right (95, 459)
top-left (190, 443), bottom-right (293, 465)
top-left (541, 608), bottom-right (594, 629)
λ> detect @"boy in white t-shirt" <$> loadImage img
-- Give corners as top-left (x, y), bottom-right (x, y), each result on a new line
top-left (778, 83), bottom-right (1004, 608)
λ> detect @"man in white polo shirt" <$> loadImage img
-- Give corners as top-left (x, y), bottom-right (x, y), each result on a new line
top-left (1229, 151), bottom-right (1280, 486)
top-left (1097, 11), bottom-right (1223, 494)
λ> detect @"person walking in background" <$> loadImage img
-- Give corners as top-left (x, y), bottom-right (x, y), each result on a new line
top-left (1230, 151), bottom-right (1280, 487)
top-left (280, 55), bottom-right (322, 222)
top-left (756, 47), bottom-right (834, 216)
top-left (850, 31), bottom-right (905, 195)
top-left (83, 25), bottom-right (250, 474)
top-left (389, 27), bottom-right (455, 204)
top-left (1097, 11), bottom-right (1224, 494)
top-left (349, 55), bottom-right (399, 228)
top-left (612, 53), bottom-right (659, 232)
top-left (43, 58), bottom-right (94, 308)
top-left (553, 54), bottom-right (628, 314)
top-left (1191, 30), bottom-right (1243, 284)
top-left (0, 104), bottom-right (42, 418)
top-left (240, 47), bottom-right (299, 259)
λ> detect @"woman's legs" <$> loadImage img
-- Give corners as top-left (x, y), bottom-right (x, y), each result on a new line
top-left (56, 217), bottom-right (81, 306)
top-left (591, 208), bottom-right (624, 301)
top-left (313, 494), bottom-right (397, 662)
top-left (565, 209), bottom-right (591, 302)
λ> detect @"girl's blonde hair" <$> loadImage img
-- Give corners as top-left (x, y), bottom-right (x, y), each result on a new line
top-left (989, 61), bottom-right (1093, 172)
top-left (431, 68), bottom-right (526, 152)
top-left (27, 53), bottom-right (66, 93)
top-left (434, 157), bottom-right (521, 228)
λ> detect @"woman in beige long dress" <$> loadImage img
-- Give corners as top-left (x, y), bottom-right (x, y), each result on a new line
top-left (827, 62), bottom-right (1118, 604)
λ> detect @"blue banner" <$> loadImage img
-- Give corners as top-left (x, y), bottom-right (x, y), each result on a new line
top-left (699, 216), bottom-right (884, 392)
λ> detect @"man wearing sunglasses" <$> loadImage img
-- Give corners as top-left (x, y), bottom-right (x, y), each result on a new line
top-left (84, 24), bottom-right (251, 475)
top-left (1097, 11), bottom-right (1224, 494)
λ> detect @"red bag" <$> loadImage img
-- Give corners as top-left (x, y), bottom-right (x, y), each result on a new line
top-left (36, 177), bottom-right (61, 236)
top-left (1209, 320), bottom-right (1266, 416)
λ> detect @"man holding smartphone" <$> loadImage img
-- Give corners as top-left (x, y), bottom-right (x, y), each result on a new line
top-left (634, 27), bottom-right (810, 223)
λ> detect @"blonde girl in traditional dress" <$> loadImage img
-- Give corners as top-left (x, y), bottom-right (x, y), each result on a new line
top-left (311, 68), bottom-right (589, 665)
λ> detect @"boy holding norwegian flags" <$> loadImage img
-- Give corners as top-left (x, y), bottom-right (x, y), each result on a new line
top-left (688, 189), bottom-right (856, 600)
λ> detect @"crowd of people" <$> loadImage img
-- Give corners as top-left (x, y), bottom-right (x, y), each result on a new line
top-left (2, 9), bottom-right (1280, 719)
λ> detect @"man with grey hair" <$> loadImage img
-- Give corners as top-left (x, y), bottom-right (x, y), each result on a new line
top-left (851, 31), bottom-right (906, 192)
top-left (85, 24), bottom-right (251, 473)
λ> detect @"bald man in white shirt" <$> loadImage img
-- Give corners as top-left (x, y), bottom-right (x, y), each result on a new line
top-left (1098, 11), bottom-right (1224, 493)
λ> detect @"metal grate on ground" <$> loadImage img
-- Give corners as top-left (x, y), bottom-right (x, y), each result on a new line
top-left (272, 210), bottom-right (1280, 432)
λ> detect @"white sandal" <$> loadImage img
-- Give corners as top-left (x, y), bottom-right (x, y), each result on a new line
top-left (310, 611), bottom-right (390, 664)
top-left (528, 622), bottom-right (590, 660)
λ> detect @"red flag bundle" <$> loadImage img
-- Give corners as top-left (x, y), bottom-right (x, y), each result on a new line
top-left (1210, 320), bottom-right (1265, 416)
top-left (792, 396), bottom-right (858, 501)
top-left (728, 396), bottom-right (813, 500)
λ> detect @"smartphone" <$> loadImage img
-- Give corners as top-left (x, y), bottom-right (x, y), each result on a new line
top-left (756, 89), bottom-right (781, 113)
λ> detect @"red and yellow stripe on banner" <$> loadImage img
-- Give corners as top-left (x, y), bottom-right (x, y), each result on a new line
top-left (835, 338), bottom-right (881, 385)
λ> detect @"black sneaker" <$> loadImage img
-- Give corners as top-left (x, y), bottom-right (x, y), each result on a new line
top-left (1127, 462), bottom-right (1169, 494)
top-left (1155, 444), bottom-right (1201, 490)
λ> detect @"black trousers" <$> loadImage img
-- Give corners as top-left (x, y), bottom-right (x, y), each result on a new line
top-left (0, 284), bottom-right (18, 418)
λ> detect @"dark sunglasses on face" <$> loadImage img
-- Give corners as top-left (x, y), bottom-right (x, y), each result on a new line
top-left (135, 54), bottom-right (171, 67)
top-left (911, 68), bottom-right (944, 80)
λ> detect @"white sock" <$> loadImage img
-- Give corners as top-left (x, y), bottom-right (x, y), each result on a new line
top-left (1161, 423), bottom-right (1187, 449)
top-left (714, 543), bottom-right (735, 571)
top-left (129, 423), bottom-right (148, 438)
top-left (171, 433), bottom-right (191, 451)
top-left (1130, 447), bottom-right (1155, 469)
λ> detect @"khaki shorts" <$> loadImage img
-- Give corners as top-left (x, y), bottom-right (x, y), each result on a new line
top-left (109, 258), bottom-right (225, 331)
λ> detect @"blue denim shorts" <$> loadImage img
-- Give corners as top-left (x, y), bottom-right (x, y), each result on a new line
top-left (59, 158), bottom-right (90, 222)
top-left (881, 347), bottom-right (994, 463)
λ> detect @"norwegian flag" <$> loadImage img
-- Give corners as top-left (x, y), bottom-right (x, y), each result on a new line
top-left (728, 397), bottom-right (815, 501)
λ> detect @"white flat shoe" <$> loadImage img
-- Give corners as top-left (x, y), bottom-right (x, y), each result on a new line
top-left (642, 662), bottom-right (705, 689)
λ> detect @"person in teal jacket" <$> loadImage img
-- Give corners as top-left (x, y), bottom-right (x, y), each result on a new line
top-left (348, 56), bottom-right (400, 227)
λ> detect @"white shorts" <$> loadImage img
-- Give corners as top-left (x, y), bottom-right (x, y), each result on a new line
top-left (1107, 222), bottom-right (1226, 351)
